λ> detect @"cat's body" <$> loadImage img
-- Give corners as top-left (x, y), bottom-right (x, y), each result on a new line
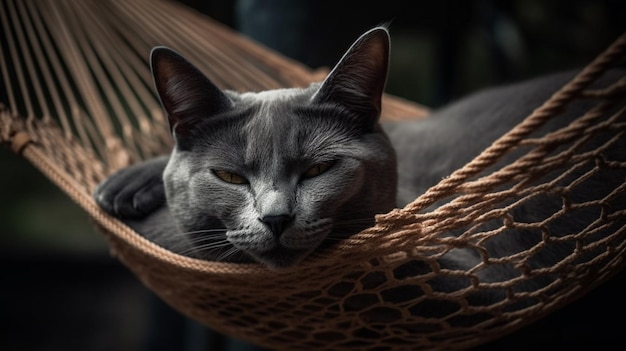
top-left (386, 70), bottom-right (626, 303)
top-left (95, 27), bottom-right (625, 308)
top-left (387, 71), bottom-right (580, 206)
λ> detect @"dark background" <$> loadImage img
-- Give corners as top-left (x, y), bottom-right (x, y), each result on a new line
top-left (1, 0), bottom-right (625, 350)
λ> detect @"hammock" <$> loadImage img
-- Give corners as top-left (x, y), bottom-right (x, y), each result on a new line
top-left (2, 0), bottom-right (625, 350)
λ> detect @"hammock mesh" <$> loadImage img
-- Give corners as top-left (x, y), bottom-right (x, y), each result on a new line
top-left (1, 0), bottom-right (625, 350)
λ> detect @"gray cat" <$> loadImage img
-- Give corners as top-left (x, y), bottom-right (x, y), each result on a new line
top-left (94, 26), bottom-right (625, 304)
top-left (95, 27), bottom-right (398, 270)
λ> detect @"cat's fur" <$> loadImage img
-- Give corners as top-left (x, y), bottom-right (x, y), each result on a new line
top-left (94, 26), bottom-right (625, 304)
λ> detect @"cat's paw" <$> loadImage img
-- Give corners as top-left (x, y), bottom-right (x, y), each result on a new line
top-left (94, 155), bottom-right (168, 219)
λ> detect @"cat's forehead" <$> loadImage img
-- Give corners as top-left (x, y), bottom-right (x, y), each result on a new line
top-left (238, 89), bottom-right (308, 164)
top-left (236, 87), bottom-right (314, 135)
top-left (231, 86), bottom-right (349, 167)
top-left (238, 87), bottom-right (309, 101)
top-left (193, 83), bottom-right (361, 171)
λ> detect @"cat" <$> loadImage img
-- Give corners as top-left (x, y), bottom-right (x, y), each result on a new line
top-left (94, 27), bottom-right (625, 311)
top-left (95, 27), bottom-right (398, 270)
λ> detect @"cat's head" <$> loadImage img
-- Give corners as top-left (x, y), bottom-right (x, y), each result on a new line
top-left (150, 27), bottom-right (397, 269)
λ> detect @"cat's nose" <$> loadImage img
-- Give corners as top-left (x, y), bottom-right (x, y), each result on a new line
top-left (259, 215), bottom-right (294, 237)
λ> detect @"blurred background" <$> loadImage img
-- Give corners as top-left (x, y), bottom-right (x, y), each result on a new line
top-left (1, 0), bottom-right (625, 350)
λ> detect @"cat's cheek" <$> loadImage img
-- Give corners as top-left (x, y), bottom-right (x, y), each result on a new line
top-left (226, 227), bottom-right (274, 252)
top-left (187, 175), bottom-right (248, 218)
top-left (282, 219), bottom-right (333, 248)
top-left (296, 160), bottom-right (364, 214)
top-left (320, 164), bottom-right (365, 212)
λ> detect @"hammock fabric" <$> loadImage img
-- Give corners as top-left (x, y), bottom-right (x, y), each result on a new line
top-left (1, 0), bottom-right (625, 350)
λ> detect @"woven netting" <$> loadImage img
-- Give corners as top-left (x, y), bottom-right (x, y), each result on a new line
top-left (1, 0), bottom-right (626, 350)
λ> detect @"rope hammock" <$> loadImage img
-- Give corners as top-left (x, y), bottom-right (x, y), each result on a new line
top-left (2, 0), bottom-right (625, 350)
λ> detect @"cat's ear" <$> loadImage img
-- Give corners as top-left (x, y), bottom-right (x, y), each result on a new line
top-left (150, 47), bottom-right (232, 137)
top-left (312, 27), bottom-right (390, 129)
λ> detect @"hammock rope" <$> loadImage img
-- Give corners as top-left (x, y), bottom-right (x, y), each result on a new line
top-left (2, 0), bottom-right (625, 350)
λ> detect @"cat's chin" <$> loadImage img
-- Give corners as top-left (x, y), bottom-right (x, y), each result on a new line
top-left (251, 247), bottom-right (310, 271)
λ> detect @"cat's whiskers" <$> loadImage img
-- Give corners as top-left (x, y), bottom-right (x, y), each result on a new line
top-left (160, 227), bottom-right (231, 257)
top-left (171, 228), bottom-right (228, 237)
top-left (179, 239), bottom-right (234, 257)
top-left (216, 246), bottom-right (242, 262)
top-left (185, 235), bottom-right (231, 250)
top-left (167, 229), bottom-right (228, 251)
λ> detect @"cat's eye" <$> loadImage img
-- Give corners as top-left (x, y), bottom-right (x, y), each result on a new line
top-left (302, 162), bottom-right (334, 179)
top-left (214, 170), bottom-right (248, 184)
